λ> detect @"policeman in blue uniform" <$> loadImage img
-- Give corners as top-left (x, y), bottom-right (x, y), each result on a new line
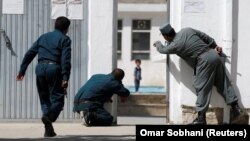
top-left (154, 23), bottom-right (243, 124)
top-left (73, 68), bottom-right (130, 126)
top-left (16, 16), bottom-right (71, 137)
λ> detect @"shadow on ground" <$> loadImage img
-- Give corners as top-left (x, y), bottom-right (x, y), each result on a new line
top-left (0, 135), bottom-right (135, 141)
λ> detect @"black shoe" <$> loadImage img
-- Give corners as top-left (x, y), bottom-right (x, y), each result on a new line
top-left (42, 116), bottom-right (57, 137)
top-left (44, 125), bottom-right (57, 137)
top-left (83, 111), bottom-right (97, 127)
top-left (83, 112), bottom-right (91, 126)
top-left (230, 105), bottom-right (244, 124)
top-left (189, 117), bottom-right (207, 125)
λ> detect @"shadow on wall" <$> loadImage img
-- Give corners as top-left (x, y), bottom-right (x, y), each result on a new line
top-left (167, 57), bottom-right (194, 93)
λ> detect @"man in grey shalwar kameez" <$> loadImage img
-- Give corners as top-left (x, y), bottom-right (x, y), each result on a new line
top-left (154, 23), bottom-right (243, 125)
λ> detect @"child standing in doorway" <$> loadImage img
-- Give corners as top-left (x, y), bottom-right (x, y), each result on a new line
top-left (134, 59), bottom-right (142, 92)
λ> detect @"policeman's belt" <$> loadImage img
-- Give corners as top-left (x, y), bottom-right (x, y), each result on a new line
top-left (75, 100), bottom-right (102, 105)
top-left (39, 60), bottom-right (58, 64)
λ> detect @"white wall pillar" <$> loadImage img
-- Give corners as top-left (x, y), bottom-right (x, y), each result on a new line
top-left (222, 0), bottom-right (233, 124)
top-left (168, 0), bottom-right (184, 124)
top-left (87, 0), bottom-right (118, 123)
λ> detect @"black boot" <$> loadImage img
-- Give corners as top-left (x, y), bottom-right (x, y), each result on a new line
top-left (42, 116), bottom-right (57, 137)
top-left (83, 111), bottom-right (97, 127)
top-left (190, 112), bottom-right (207, 125)
top-left (230, 102), bottom-right (244, 124)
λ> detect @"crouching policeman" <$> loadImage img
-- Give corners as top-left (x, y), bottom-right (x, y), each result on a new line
top-left (73, 68), bottom-right (130, 126)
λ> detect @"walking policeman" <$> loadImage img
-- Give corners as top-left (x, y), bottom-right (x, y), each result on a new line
top-left (16, 16), bottom-right (71, 137)
top-left (153, 23), bottom-right (243, 124)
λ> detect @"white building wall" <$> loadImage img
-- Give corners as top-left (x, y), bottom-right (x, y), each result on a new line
top-left (118, 12), bottom-right (167, 87)
top-left (169, 0), bottom-right (250, 124)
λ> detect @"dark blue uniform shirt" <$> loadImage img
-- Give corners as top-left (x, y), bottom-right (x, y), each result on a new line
top-left (74, 74), bottom-right (130, 110)
top-left (19, 29), bottom-right (71, 81)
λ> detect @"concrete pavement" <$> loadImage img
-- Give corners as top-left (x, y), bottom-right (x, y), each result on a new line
top-left (0, 116), bottom-right (167, 140)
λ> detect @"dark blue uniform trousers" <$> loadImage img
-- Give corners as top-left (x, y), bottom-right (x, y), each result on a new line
top-left (35, 64), bottom-right (65, 122)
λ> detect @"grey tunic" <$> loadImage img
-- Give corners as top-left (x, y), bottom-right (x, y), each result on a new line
top-left (157, 28), bottom-right (217, 67)
top-left (156, 28), bottom-right (237, 113)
